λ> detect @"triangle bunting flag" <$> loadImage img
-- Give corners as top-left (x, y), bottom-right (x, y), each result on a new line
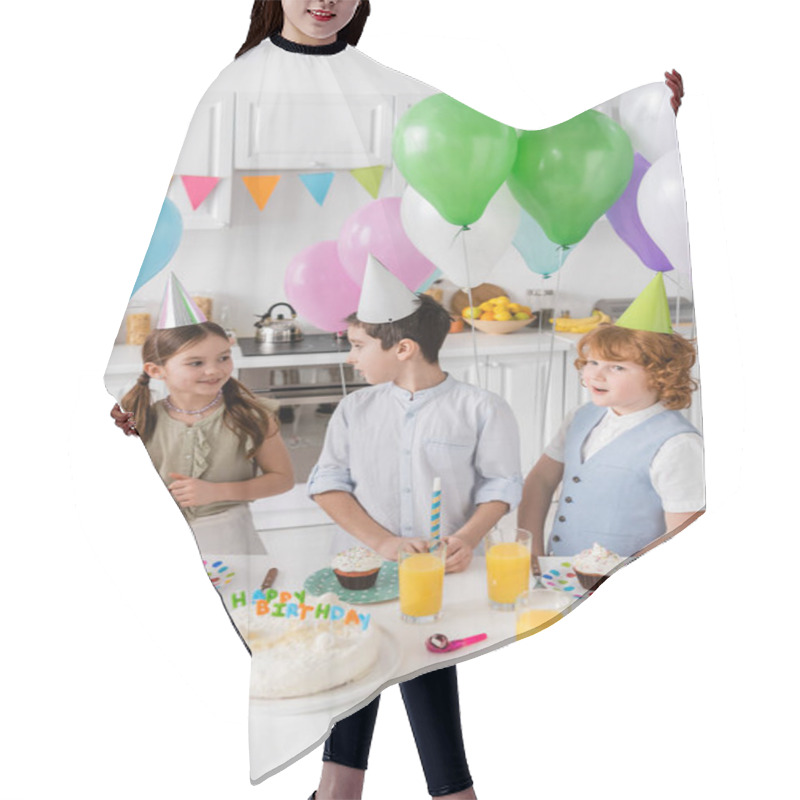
top-left (180, 175), bottom-right (220, 210)
top-left (350, 166), bottom-right (385, 199)
top-left (299, 172), bottom-right (335, 206)
top-left (242, 175), bottom-right (281, 211)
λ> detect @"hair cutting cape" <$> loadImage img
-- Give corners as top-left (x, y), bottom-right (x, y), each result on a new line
top-left (104, 34), bottom-right (704, 784)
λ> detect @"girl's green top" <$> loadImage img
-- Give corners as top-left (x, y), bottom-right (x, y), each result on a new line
top-left (145, 398), bottom-right (278, 521)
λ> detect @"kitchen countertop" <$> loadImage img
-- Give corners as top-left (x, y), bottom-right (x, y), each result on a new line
top-left (106, 329), bottom-right (576, 374)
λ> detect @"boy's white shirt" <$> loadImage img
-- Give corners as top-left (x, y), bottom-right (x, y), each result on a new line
top-left (308, 375), bottom-right (523, 551)
top-left (544, 402), bottom-right (705, 513)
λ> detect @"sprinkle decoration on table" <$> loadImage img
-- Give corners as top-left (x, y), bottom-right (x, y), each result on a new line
top-left (430, 476), bottom-right (442, 540)
top-left (541, 561), bottom-right (584, 599)
top-left (203, 559), bottom-right (235, 591)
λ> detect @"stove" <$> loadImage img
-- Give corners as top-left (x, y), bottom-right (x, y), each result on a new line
top-left (238, 334), bottom-right (350, 357)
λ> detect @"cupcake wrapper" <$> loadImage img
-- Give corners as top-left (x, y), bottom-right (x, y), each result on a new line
top-left (334, 568), bottom-right (380, 591)
top-left (575, 570), bottom-right (608, 591)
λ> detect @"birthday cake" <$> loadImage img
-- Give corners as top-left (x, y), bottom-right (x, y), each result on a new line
top-left (232, 592), bottom-right (380, 699)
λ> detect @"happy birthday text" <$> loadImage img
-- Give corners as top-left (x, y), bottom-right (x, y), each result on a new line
top-left (229, 589), bottom-right (371, 631)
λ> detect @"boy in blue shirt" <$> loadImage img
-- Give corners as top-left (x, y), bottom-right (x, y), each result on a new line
top-left (308, 255), bottom-right (522, 800)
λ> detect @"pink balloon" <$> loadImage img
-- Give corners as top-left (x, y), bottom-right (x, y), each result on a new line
top-left (284, 240), bottom-right (361, 333)
top-left (338, 197), bottom-right (437, 290)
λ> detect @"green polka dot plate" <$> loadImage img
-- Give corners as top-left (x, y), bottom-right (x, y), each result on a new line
top-left (304, 561), bottom-right (399, 604)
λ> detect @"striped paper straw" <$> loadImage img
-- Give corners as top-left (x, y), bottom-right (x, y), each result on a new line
top-left (431, 477), bottom-right (442, 540)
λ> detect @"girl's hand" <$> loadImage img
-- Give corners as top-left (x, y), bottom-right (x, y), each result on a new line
top-left (167, 473), bottom-right (221, 508)
top-left (665, 69), bottom-right (684, 115)
top-left (443, 536), bottom-right (473, 573)
top-left (110, 403), bottom-right (138, 436)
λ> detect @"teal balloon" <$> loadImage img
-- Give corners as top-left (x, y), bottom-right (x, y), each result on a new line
top-left (130, 198), bottom-right (183, 296)
top-left (513, 209), bottom-right (567, 277)
top-left (393, 94), bottom-right (518, 227)
top-left (508, 110), bottom-right (634, 247)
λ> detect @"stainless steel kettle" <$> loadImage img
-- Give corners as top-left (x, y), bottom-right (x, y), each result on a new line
top-left (254, 303), bottom-right (304, 344)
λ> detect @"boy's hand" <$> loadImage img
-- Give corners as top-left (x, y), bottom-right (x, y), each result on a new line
top-left (375, 536), bottom-right (405, 561)
top-left (393, 537), bottom-right (430, 558)
top-left (443, 536), bottom-right (473, 573)
top-left (168, 473), bottom-right (219, 508)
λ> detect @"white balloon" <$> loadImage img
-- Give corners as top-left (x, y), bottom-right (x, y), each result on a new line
top-left (618, 82), bottom-right (678, 164)
top-left (637, 149), bottom-right (691, 275)
top-left (400, 185), bottom-right (521, 288)
top-left (593, 97), bottom-right (620, 123)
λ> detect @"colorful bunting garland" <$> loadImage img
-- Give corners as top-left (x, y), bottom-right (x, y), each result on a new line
top-left (174, 167), bottom-right (387, 213)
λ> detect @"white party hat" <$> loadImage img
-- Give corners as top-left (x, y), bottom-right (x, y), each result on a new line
top-left (156, 272), bottom-right (208, 329)
top-left (357, 254), bottom-right (419, 323)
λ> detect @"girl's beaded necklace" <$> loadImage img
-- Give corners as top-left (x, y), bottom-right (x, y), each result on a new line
top-left (164, 390), bottom-right (223, 417)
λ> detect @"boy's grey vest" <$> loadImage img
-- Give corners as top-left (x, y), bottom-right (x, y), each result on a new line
top-left (549, 404), bottom-right (698, 558)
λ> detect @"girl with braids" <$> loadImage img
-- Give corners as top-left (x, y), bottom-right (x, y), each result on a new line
top-left (121, 320), bottom-right (293, 555)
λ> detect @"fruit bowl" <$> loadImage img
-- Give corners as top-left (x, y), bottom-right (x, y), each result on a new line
top-left (466, 317), bottom-right (534, 335)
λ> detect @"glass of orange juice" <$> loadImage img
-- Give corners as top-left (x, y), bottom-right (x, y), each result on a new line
top-left (398, 540), bottom-right (447, 624)
top-left (485, 527), bottom-right (532, 610)
top-left (515, 589), bottom-right (572, 639)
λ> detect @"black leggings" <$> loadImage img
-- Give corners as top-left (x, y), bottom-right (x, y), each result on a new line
top-left (323, 665), bottom-right (473, 797)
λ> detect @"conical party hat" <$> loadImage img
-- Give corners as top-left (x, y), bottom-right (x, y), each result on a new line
top-left (615, 272), bottom-right (673, 334)
top-left (156, 272), bottom-right (208, 329)
top-left (357, 254), bottom-right (419, 323)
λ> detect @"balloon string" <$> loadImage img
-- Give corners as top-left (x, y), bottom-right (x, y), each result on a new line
top-left (539, 248), bottom-right (567, 449)
top-left (664, 269), bottom-right (685, 333)
top-left (458, 226), bottom-right (484, 390)
top-left (338, 359), bottom-right (348, 399)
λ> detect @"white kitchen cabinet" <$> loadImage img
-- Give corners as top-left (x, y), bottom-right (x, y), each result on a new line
top-left (169, 92), bottom-right (234, 228)
top-left (440, 348), bottom-right (570, 472)
top-left (234, 93), bottom-right (393, 170)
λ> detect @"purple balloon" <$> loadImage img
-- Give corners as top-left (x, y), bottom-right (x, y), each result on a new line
top-left (606, 153), bottom-right (674, 272)
top-left (284, 240), bottom-right (361, 333)
top-left (338, 197), bottom-right (437, 290)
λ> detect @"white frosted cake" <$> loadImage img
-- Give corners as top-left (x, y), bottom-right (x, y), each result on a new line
top-left (232, 592), bottom-right (380, 699)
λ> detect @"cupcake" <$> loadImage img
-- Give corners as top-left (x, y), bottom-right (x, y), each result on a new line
top-left (331, 547), bottom-right (383, 590)
top-left (571, 543), bottom-right (624, 590)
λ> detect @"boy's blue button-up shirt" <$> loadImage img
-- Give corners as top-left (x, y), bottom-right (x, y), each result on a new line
top-left (308, 375), bottom-right (522, 546)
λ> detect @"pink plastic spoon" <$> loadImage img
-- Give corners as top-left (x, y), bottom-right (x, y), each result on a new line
top-left (425, 633), bottom-right (488, 654)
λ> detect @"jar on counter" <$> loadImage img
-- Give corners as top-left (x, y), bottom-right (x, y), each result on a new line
top-left (525, 289), bottom-right (555, 330)
top-left (125, 306), bottom-right (151, 345)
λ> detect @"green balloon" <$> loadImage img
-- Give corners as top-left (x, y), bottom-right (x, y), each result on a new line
top-left (393, 94), bottom-right (518, 227)
top-left (507, 110), bottom-right (634, 247)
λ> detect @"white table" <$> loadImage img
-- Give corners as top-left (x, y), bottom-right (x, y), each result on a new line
top-left (203, 546), bottom-right (587, 782)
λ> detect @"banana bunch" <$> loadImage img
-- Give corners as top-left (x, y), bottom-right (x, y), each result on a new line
top-left (552, 309), bottom-right (612, 333)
